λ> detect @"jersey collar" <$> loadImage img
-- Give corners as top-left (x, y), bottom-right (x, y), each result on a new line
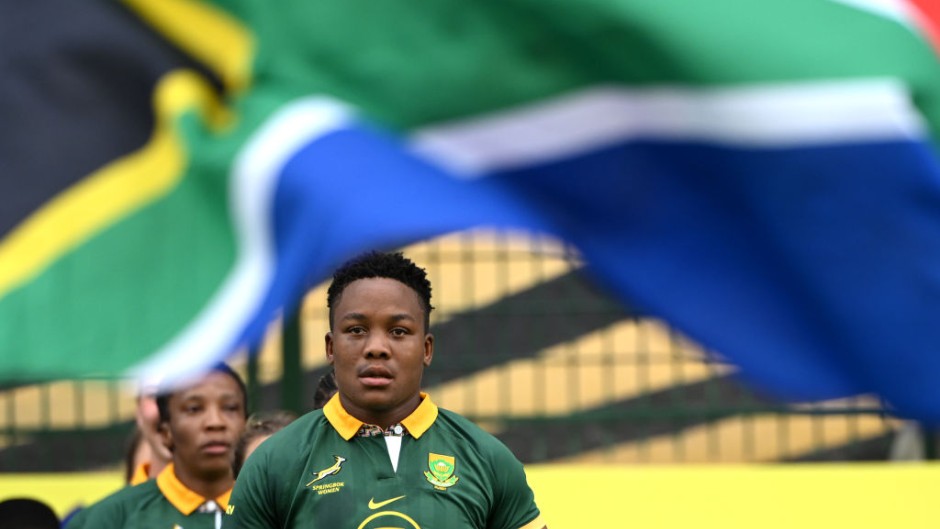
top-left (156, 463), bottom-right (233, 515)
top-left (129, 461), bottom-right (151, 486)
top-left (323, 392), bottom-right (438, 441)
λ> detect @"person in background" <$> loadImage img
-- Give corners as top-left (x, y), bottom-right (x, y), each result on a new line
top-left (122, 427), bottom-right (146, 485)
top-left (0, 498), bottom-right (59, 529)
top-left (231, 410), bottom-right (297, 479)
top-left (312, 369), bottom-right (337, 410)
top-left (67, 364), bottom-right (247, 529)
top-left (127, 386), bottom-right (173, 485)
top-left (229, 251), bottom-right (546, 529)
top-left (66, 386), bottom-right (177, 529)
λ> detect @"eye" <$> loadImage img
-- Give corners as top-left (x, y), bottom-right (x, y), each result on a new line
top-left (390, 328), bottom-right (409, 337)
top-left (347, 326), bottom-right (366, 335)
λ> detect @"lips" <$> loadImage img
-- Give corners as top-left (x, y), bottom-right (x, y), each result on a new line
top-left (200, 440), bottom-right (231, 455)
top-left (358, 365), bottom-right (393, 388)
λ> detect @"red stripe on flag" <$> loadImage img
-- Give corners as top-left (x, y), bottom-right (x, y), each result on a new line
top-left (908, 0), bottom-right (940, 55)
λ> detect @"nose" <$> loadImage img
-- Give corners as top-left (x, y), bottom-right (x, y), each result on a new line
top-left (364, 331), bottom-right (391, 359)
top-left (204, 404), bottom-right (227, 430)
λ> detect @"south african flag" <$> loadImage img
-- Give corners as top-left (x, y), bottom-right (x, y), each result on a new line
top-left (4, 0), bottom-right (940, 423)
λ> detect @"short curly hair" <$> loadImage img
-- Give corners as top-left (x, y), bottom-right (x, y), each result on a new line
top-left (327, 251), bottom-right (433, 331)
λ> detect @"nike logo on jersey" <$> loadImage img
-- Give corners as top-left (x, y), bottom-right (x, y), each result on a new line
top-left (368, 495), bottom-right (406, 509)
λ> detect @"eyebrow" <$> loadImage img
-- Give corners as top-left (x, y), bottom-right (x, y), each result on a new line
top-left (339, 313), bottom-right (417, 323)
top-left (177, 391), bottom-right (241, 402)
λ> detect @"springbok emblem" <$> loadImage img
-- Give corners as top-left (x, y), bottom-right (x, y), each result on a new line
top-left (307, 456), bottom-right (347, 486)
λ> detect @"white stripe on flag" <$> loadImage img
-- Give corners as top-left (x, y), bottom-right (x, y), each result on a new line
top-left (829, 0), bottom-right (914, 27)
top-left (411, 79), bottom-right (926, 177)
top-left (130, 97), bottom-right (354, 387)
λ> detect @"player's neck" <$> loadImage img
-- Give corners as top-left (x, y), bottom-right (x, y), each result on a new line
top-left (173, 464), bottom-right (233, 500)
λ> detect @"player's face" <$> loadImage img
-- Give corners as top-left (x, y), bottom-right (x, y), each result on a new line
top-left (326, 277), bottom-right (433, 428)
top-left (162, 371), bottom-right (246, 483)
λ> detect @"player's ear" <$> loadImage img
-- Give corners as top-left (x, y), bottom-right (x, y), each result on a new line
top-left (158, 420), bottom-right (174, 452)
top-left (325, 332), bottom-right (335, 365)
top-left (423, 333), bottom-right (434, 367)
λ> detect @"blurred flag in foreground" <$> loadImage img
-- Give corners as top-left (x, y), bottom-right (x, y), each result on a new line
top-left (3, 0), bottom-right (940, 423)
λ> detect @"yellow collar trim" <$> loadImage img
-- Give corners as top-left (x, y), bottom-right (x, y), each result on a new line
top-left (156, 463), bottom-right (232, 514)
top-left (129, 462), bottom-right (151, 486)
top-left (402, 393), bottom-right (437, 438)
top-left (323, 392), bottom-right (438, 440)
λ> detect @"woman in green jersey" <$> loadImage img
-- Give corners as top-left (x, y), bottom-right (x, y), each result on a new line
top-left (69, 364), bottom-right (247, 529)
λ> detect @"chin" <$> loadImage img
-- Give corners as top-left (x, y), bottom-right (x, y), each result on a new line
top-left (352, 395), bottom-right (396, 411)
top-left (196, 461), bottom-right (235, 477)
top-left (363, 398), bottom-right (395, 410)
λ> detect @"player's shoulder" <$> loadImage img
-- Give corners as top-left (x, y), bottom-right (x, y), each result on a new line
top-left (273, 408), bottom-right (326, 439)
top-left (234, 410), bottom-right (330, 501)
top-left (433, 408), bottom-right (513, 454)
top-left (100, 479), bottom-right (161, 505)
top-left (435, 408), bottom-right (493, 435)
top-left (435, 407), bottom-right (482, 428)
top-left (77, 479), bottom-right (161, 526)
top-left (249, 409), bottom-right (327, 461)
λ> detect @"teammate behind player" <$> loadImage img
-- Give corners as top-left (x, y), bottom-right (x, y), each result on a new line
top-left (68, 364), bottom-right (247, 529)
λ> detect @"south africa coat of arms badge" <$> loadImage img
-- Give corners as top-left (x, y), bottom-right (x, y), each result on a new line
top-left (424, 453), bottom-right (459, 489)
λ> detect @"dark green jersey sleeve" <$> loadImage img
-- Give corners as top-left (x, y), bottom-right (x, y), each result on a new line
top-left (79, 501), bottom-right (127, 529)
top-left (71, 482), bottom-right (146, 529)
top-left (486, 441), bottom-right (542, 529)
top-left (227, 439), bottom-right (283, 529)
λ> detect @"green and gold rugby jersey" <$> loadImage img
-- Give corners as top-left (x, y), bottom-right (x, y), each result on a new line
top-left (68, 463), bottom-right (231, 529)
top-left (228, 393), bottom-right (544, 529)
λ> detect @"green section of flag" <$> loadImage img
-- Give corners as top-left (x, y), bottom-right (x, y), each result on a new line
top-left (212, 0), bottom-right (940, 136)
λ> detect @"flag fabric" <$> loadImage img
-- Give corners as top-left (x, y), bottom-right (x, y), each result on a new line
top-left (4, 0), bottom-right (940, 423)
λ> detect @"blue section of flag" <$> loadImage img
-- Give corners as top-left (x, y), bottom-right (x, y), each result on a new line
top-left (253, 121), bottom-right (940, 424)
top-left (493, 137), bottom-right (940, 422)
top-left (238, 124), bottom-right (548, 354)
